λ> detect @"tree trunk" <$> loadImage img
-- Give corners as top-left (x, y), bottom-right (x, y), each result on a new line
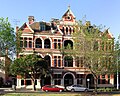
top-left (32, 79), bottom-right (36, 91)
top-left (94, 76), bottom-right (97, 92)
top-left (90, 70), bottom-right (98, 93)
top-left (31, 74), bottom-right (36, 91)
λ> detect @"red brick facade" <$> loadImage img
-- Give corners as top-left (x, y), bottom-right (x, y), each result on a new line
top-left (16, 7), bottom-right (114, 89)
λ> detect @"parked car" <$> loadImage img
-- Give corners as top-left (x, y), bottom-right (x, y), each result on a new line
top-left (42, 85), bottom-right (64, 92)
top-left (55, 85), bottom-right (65, 89)
top-left (66, 84), bottom-right (88, 92)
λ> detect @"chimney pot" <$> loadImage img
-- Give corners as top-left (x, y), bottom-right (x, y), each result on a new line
top-left (28, 16), bottom-right (34, 24)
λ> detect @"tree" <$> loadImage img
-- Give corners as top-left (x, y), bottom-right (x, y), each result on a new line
top-left (0, 17), bottom-right (16, 58)
top-left (61, 21), bottom-right (115, 91)
top-left (10, 54), bottom-right (50, 90)
top-left (0, 17), bottom-right (16, 81)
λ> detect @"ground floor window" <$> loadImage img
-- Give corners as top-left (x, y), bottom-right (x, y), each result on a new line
top-left (77, 79), bottom-right (83, 85)
top-left (98, 75), bottom-right (110, 84)
top-left (26, 80), bottom-right (32, 85)
top-left (54, 79), bottom-right (61, 85)
top-left (21, 80), bottom-right (24, 85)
top-left (21, 79), bottom-right (37, 85)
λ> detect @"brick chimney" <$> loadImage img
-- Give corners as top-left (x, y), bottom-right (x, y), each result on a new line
top-left (28, 16), bottom-right (34, 24)
top-left (16, 26), bottom-right (19, 32)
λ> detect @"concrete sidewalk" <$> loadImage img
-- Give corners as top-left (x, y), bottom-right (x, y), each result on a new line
top-left (0, 87), bottom-right (43, 94)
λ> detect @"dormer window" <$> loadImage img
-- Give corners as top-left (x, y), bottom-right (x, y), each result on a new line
top-left (40, 23), bottom-right (46, 31)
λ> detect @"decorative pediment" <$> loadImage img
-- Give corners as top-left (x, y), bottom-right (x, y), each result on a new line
top-left (18, 22), bottom-right (34, 33)
top-left (62, 6), bottom-right (76, 23)
top-left (103, 29), bottom-right (114, 39)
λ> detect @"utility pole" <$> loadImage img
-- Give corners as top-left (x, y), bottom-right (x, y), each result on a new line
top-left (117, 52), bottom-right (119, 90)
top-left (117, 35), bottom-right (120, 90)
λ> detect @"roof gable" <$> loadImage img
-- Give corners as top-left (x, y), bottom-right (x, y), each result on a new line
top-left (62, 6), bottom-right (75, 18)
top-left (61, 6), bottom-right (76, 24)
top-left (103, 29), bottom-right (114, 39)
top-left (19, 22), bottom-right (34, 33)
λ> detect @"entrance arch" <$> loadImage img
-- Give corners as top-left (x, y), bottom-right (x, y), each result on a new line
top-left (64, 73), bottom-right (74, 86)
top-left (86, 74), bottom-right (94, 89)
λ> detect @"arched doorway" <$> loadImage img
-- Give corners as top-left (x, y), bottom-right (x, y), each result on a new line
top-left (41, 75), bottom-right (51, 87)
top-left (64, 73), bottom-right (74, 86)
top-left (86, 74), bottom-right (94, 89)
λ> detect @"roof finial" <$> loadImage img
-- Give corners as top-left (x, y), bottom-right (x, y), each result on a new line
top-left (68, 5), bottom-right (70, 10)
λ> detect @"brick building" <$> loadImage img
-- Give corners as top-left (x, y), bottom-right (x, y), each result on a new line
top-left (0, 56), bottom-right (11, 85)
top-left (16, 7), bottom-right (114, 89)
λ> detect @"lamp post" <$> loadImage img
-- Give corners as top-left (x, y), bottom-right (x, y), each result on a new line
top-left (117, 54), bottom-right (119, 90)
top-left (87, 78), bottom-right (90, 89)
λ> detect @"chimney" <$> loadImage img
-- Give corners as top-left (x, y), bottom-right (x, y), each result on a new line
top-left (16, 26), bottom-right (19, 32)
top-left (28, 16), bottom-right (34, 24)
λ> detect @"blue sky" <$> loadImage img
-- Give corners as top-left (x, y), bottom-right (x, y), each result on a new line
top-left (0, 0), bottom-right (120, 40)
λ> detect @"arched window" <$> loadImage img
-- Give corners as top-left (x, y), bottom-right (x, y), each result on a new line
top-left (35, 38), bottom-right (42, 48)
top-left (64, 40), bottom-right (73, 49)
top-left (66, 27), bottom-right (68, 35)
top-left (69, 27), bottom-right (72, 35)
top-left (64, 56), bottom-right (73, 67)
top-left (44, 39), bottom-right (51, 48)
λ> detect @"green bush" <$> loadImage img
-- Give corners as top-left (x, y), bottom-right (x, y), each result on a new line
top-left (97, 87), bottom-right (113, 92)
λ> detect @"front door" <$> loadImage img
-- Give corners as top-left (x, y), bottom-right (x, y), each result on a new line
top-left (64, 74), bottom-right (74, 86)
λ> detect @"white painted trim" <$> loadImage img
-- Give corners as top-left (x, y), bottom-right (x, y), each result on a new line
top-left (63, 72), bottom-right (75, 79)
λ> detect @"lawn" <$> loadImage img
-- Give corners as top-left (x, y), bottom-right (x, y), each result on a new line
top-left (2, 93), bottom-right (84, 96)
top-left (2, 92), bottom-right (120, 96)
top-left (2, 93), bottom-right (120, 96)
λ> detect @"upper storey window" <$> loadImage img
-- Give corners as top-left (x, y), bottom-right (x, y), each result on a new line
top-left (65, 16), bottom-right (71, 20)
top-left (40, 23), bottom-right (45, 31)
top-left (44, 39), bottom-right (51, 48)
top-left (35, 38), bottom-right (42, 48)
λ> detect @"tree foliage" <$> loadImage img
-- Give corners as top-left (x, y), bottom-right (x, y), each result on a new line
top-left (0, 17), bottom-right (16, 58)
top-left (114, 35), bottom-right (120, 73)
top-left (61, 20), bottom-right (115, 91)
top-left (10, 54), bottom-right (50, 90)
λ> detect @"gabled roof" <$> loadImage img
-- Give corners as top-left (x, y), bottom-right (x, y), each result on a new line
top-left (29, 22), bottom-right (40, 32)
top-left (62, 6), bottom-right (75, 18)
top-left (103, 28), bottom-right (114, 39)
top-left (19, 22), bottom-right (34, 33)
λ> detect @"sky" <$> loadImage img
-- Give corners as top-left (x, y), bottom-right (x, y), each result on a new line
top-left (0, 0), bottom-right (120, 40)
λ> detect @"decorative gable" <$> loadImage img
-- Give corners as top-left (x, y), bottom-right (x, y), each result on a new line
top-left (19, 23), bottom-right (34, 33)
top-left (62, 6), bottom-right (76, 23)
top-left (103, 29), bottom-right (114, 39)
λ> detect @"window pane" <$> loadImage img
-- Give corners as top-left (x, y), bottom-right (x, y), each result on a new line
top-left (20, 41), bottom-right (23, 48)
top-left (29, 41), bottom-right (32, 48)
top-left (24, 41), bottom-right (27, 48)
top-left (26, 80), bottom-right (32, 85)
